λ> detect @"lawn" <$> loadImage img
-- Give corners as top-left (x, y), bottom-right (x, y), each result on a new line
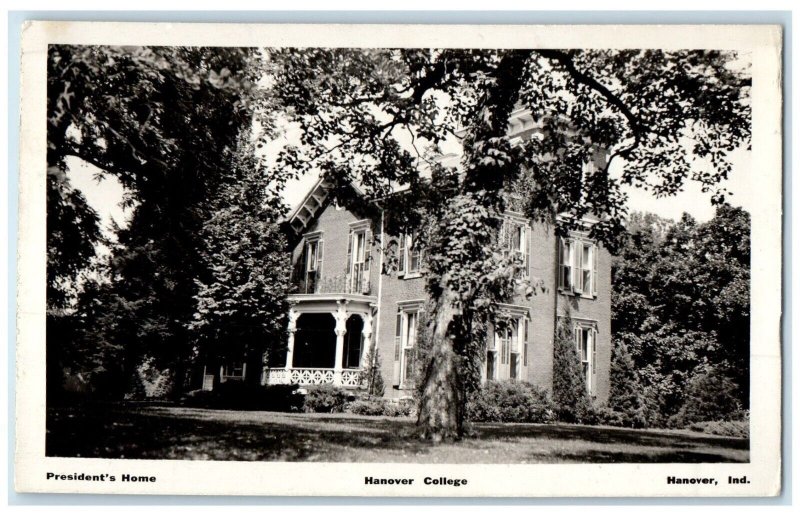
top-left (46, 403), bottom-right (749, 463)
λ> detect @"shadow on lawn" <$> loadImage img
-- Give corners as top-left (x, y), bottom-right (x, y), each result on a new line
top-left (46, 403), bottom-right (748, 463)
top-left (475, 422), bottom-right (749, 450)
top-left (46, 403), bottom-right (426, 461)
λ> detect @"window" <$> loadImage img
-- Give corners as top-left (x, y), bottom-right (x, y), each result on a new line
top-left (574, 323), bottom-right (597, 395)
top-left (497, 324), bottom-right (512, 366)
top-left (559, 236), bottom-right (598, 297)
top-left (299, 235), bottom-right (323, 294)
top-left (394, 306), bottom-right (421, 388)
top-left (576, 241), bottom-right (594, 294)
top-left (347, 225), bottom-right (371, 294)
top-left (522, 319), bottom-right (529, 367)
top-left (222, 362), bottom-right (245, 380)
top-left (486, 330), bottom-right (497, 381)
top-left (488, 314), bottom-right (529, 381)
top-left (398, 232), bottom-right (422, 277)
top-left (500, 218), bottom-right (530, 278)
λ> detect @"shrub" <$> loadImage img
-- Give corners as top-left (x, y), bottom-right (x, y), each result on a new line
top-left (302, 385), bottom-right (352, 413)
top-left (182, 383), bottom-right (304, 412)
top-left (345, 397), bottom-right (416, 417)
top-left (670, 368), bottom-right (743, 427)
top-left (552, 316), bottom-right (591, 423)
top-left (126, 357), bottom-right (173, 400)
top-left (346, 399), bottom-right (386, 416)
top-left (466, 381), bottom-right (555, 423)
top-left (361, 347), bottom-right (386, 397)
top-left (386, 398), bottom-right (416, 418)
top-left (605, 341), bottom-right (650, 428)
top-left (688, 419), bottom-right (749, 439)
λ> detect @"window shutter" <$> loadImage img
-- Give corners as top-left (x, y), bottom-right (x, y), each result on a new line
top-left (294, 240), bottom-right (307, 283)
top-left (393, 312), bottom-right (402, 386)
top-left (557, 237), bottom-right (565, 289)
top-left (346, 230), bottom-right (353, 276)
top-left (592, 244), bottom-right (598, 297)
top-left (364, 230), bottom-right (372, 272)
top-left (523, 319), bottom-right (529, 366)
top-left (316, 239), bottom-right (324, 278)
top-left (591, 328), bottom-right (598, 395)
top-left (398, 235), bottom-right (406, 275)
top-left (525, 226), bottom-right (531, 276)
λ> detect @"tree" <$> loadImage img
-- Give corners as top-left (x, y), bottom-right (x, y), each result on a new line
top-left (607, 340), bottom-right (649, 428)
top-left (552, 315), bottom-right (591, 423)
top-left (671, 366), bottom-right (743, 426)
top-left (612, 206), bottom-right (751, 423)
top-left (361, 346), bottom-right (386, 397)
top-left (271, 48), bottom-right (750, 440)
top-left (191, 147), bottom-right (292, 384)
top-left (47, 46), bottom-right (269, 395)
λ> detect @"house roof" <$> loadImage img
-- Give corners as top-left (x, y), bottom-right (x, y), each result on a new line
top-left (286, 176), bottom-right (366, 234)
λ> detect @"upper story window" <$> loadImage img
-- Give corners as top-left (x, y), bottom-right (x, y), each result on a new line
top-left (558, 236), bottom-right (597, 298)
top-left (398, 232), bottom-right (423, 278)
top-left (297, 233), bottom-right (323, 294)
top-left (500, 217), bottom-right (530, 278)
top-left (347, 222), bottom-right (371, 295)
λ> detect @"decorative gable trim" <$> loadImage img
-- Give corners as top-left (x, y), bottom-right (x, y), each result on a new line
top-left (289, 178), bottom-right (333, 234)
top-left (288, 177), bottom-right (367, 234)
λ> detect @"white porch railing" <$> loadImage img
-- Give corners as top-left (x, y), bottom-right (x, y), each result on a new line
top-left (263, 368), bottom-right (363, 387)
top-left (341, 369), bottom-right (362, 387)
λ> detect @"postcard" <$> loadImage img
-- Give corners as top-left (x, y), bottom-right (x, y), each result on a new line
top-left (15, 21), bottom-right (782, 497)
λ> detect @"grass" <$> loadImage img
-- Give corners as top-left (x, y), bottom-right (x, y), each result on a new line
top-left (46, 402), bottom-right (749, 463)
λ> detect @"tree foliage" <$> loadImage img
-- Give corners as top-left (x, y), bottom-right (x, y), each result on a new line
top-left (552, 314), bottom-right (591, 423)
top-left (612, 205), bottom-right (751, 424)
top-left (271, 48), bottom-right (750, 440)
top-left (190, 147), bottom-right (292, 376)
top-left (607, 340), bottom-right (650, 428)
top-left (47, 45), bottom-right (271, 396)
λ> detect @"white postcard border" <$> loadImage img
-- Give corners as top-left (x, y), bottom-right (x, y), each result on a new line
top-left (15, 21), bottom-right (783, 497)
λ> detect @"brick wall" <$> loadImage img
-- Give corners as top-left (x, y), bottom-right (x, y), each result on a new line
top-left (290, 202), bottom-right (612, 403)
top-left (292, 204), bottom-right (375, 291)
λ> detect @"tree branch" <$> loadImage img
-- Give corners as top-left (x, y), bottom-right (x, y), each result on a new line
top-left (535, 49), bottom-right (643, 170)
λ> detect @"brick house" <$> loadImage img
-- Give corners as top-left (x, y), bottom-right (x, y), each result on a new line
top-left (206, 110), bottom-right (612, 402)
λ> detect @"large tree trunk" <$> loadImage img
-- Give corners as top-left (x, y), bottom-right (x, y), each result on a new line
top-left (416, 287), bottom-right (464, 442)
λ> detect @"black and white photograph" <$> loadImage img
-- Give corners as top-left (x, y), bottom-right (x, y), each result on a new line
top-left (15, 21), bottom-right (782, 497)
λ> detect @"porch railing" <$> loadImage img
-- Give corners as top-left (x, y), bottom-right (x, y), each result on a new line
top-left (264, 367), bottom-right (363, 387)
top-left (293, 271), bottom-right (371, 296)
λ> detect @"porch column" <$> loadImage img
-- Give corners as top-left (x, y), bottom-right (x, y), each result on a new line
top-left (333, 300), bottom-right (349, 386)
top-left (285, 308), bottom-right (300, 376)
top-left (360, 309), bottom-right (374, 369)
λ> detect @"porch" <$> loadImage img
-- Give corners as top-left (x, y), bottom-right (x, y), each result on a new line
top-left (263, 294), bottom-right (377, 388)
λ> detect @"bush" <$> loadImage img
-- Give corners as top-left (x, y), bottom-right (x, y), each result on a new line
top-left (182, 382), bottom-right (304, 412)
top-left (670, 368), bottom-right (743, 427)
top-left (302, 385), bottom-right (352, 413)
top-left (346, 399), bottom-right (386, 416)
top-left (604, 341), bottom-right (651, 428)
top-left (688, 419), bottom-right (749, 439)
top-left (126, 357), bottom-right (174, 400)
top-left (466, 381), bottom-right (555, 423)
top-left (385, 398), bottom-right (416, 417)
top-left (345, 397), bottom-right (416, 417)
